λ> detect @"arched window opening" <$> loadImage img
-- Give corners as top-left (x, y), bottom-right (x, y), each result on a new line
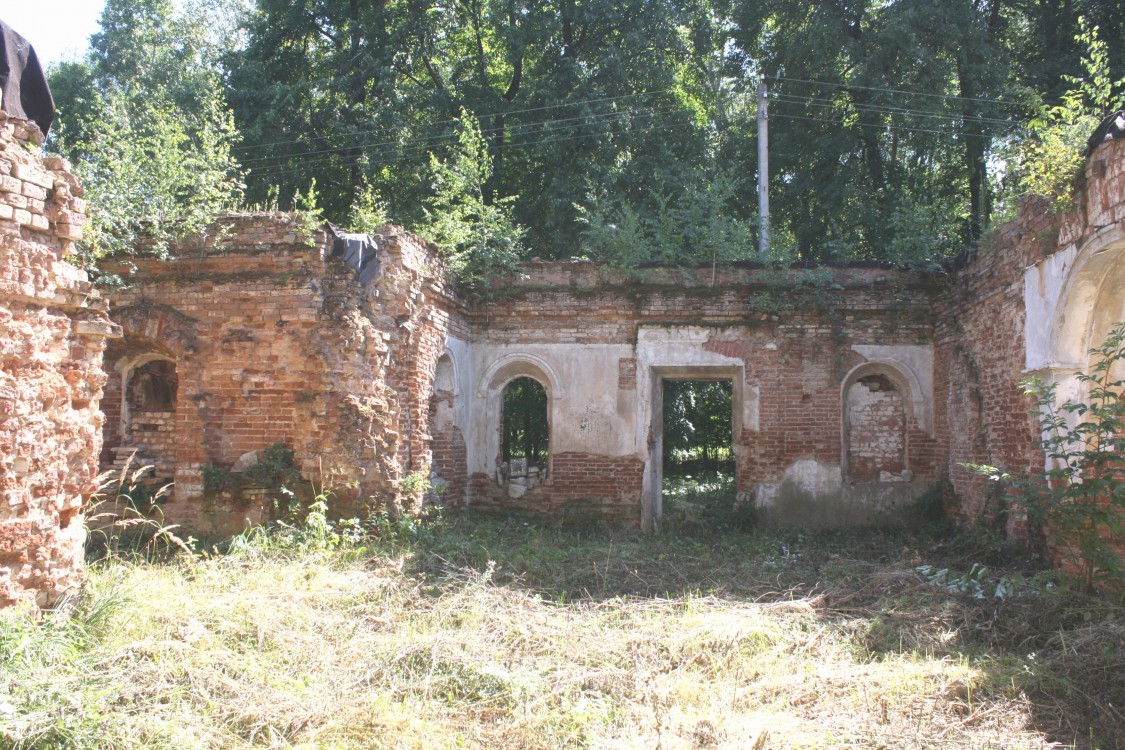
top-left (127, 359), bottom-right (178, 413)
top-left (500, 377), bottom-right (548, 491)
top-left (845, 373), bottom-right (907, 482)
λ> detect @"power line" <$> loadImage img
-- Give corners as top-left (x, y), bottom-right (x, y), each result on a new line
top-left (243, 106), bottom-right (694, 178)
top-left (231, 88), bottom-right (681, 154)
top-left (237, 103), bottom-right (684, 168)
top-left (244, 112), bottom-right (700, 182)
top-left (769, 111), bottom-right (1003, 139)
top-left (767, 74), bottom-right (1027, 110)
top-left (769, 93), bottom-right (1018, 128)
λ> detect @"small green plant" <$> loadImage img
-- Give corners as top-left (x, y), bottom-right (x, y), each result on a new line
top-left (201, 463), bottom-right (237, 495)
top-left (202, 442), bottom-right (302, 519)
top-left (349, 183), bottom-right (390, 234)
top-left (417, 109), bottom-right (524, 291)
top-left (968, 321), bottom-right (1125, 588)
top-left (293, 178), bottom-right (322, 239)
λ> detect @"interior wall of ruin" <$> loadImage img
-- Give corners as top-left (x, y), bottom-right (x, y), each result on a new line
top-left (465, 264), bottom-right (941, 526)
top-left (0, 114), bottom-right (117, 607)
top-left (90, 138), bottom-right (1125, 538)
top-left (100, 219), bottom-right (466, 536)
top-left (937, 138), bottom-right (1125, 541)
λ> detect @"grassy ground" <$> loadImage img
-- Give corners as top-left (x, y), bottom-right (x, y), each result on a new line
top-left (2, 509), bottom-right (1123, 749)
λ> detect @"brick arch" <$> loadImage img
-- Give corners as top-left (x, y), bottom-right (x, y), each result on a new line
top-left (110, 302), bottom-right (199, 359)
top-left (841, 362), bottom-right (915, 482)
top-left (101, 303), bottom-right (198, 475)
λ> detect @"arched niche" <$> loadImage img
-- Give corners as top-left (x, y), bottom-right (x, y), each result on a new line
top-left (841, 362), bottom-right (915, 482)
top-left (1036, 229), bottom-right (1125, 458)
top-left (433, 352), bottom-right (457, 395)
top-left (429, 350), bottom-right (468, 504)
top-left (104, 346), bottom-right (179, 440)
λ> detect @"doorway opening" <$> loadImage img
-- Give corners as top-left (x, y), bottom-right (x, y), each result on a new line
top-left (499, 376), bottom-right (549, 495)
top-left (661, 378), bottom-right (735, 522)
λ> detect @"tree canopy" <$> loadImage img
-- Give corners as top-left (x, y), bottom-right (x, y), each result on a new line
top-left (45, 0), bottom-right (1125, 273)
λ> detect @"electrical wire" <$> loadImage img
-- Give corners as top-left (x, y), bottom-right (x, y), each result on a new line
top-left (231, 88), bottom-right (682, 154)
top-left (769, 111), bottom-right (1003, 139)
top-left (244, 113), bottom-right (701, 182)
top-left (769, 92), bottom-right (1018, 127)
top-left (767, 74), bottom-right (1027, 110)
top-left (237, 103), bottom-right (685, 167)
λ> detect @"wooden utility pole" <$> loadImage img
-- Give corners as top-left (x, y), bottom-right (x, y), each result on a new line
top-left (757, 79), bottom-right (770, 259)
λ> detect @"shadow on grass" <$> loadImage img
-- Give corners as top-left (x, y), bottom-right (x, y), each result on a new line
top-left (400, 510), bottom-right (1125, 749)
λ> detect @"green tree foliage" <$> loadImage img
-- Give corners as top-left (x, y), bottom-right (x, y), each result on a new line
top-left (1003, 18), bottom-right (1124, 212)
top-left (502, 377), bottom-right (548, 463)
top-left (49, 0), bottom-right (1125, 274)
top-left (417, 111), bottom-right (524, 288)
top-left (663, 379), bottom-right (733, 475)
top-left (731, 0), bottom-right (1021, 261)
top-left (48, 0), bottom-right (244, 262)
top-left (229, 0), bottom-right (735, 262)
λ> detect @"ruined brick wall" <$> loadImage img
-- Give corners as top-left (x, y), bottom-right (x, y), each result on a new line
top-left (0, 115), bottom-right (116, 606)
top-left (934, 205), bottom-right (1050, 527)
top-left (101, 219), bottom-right (466, 535)
top-left (468, 264), bottom-right (940, 524)
top-left (937, 138), bottom-right (1125, 531)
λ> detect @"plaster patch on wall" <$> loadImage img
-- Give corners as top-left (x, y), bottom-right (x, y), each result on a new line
top-left (1024, 243), bottom-right (1079, 371)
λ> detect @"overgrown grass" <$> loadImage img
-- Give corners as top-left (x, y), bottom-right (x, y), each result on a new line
top-left (1, 512), bottom-right (1122, 749)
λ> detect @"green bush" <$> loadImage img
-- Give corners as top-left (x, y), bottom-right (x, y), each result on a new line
top-left (969, 321), bottom-right (1125, 588)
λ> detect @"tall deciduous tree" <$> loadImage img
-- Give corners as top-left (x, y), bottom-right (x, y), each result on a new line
top-left (49, 0), bottom-right (244, 262)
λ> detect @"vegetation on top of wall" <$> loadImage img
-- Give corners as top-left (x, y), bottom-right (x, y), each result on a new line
top-left (1000, 18), bottom-right (1125, 215)
top-left (48, 0), bottom-right (245, 271)
top-left (414, 112), bottom-right (525, 293)
top-left (45, 0), bottom-right (1125, 280)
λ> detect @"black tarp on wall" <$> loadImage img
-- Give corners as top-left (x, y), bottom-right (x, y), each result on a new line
top-left (0, 20), bottom-right (53, 135)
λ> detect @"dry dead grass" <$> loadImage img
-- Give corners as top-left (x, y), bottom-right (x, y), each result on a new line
top-left (1, 514), bottom-right (1121, 749)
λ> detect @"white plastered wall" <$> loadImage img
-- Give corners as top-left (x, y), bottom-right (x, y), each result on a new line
top-left (1025, 227), bottom-right (1125, 468)
top-left (467, 342), bottom-right (638, 484)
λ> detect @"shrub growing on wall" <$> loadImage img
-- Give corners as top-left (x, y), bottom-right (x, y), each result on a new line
top-left (971, 321), bottom-right (1125, 588)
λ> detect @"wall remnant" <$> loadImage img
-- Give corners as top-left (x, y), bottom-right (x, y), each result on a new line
top-left (939, 137), bottom-right (1125, 543)
top-left (86, 130), bottom-right (1125, 543)
top-left (99, 218), bottom-right (467, 535)
top-left (0, 114), bottom-right (117, 607)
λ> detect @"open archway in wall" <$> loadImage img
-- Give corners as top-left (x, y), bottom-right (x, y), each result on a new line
top-left (842, 363), bottom-right (913, 483)
top-left (499, 376), bottom-right (549, 496)
top-left (478, 354), bottom-right (561, 501)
